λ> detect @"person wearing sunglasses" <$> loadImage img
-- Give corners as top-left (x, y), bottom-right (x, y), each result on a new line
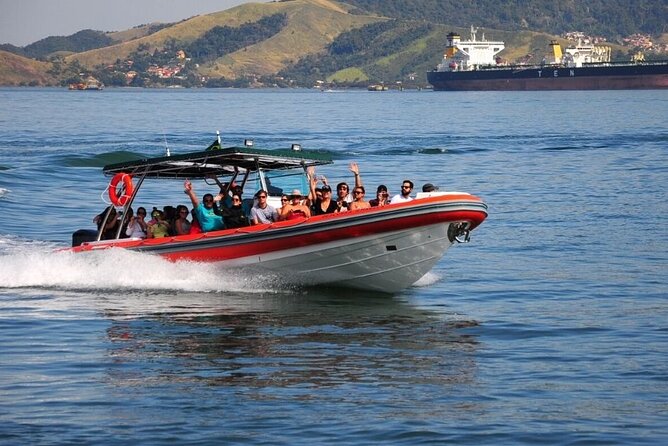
top-left (184, 179), bottom-right (225, 232)
top-left (125, 206), bottom-right (148, 238)
top-left (213, 193), bottom-right (249, 228)
top-left (349, 186), bottom-right (370, 211)
top-left (334, 162), bottom-right (365, 211)
top-left (279, 194), bottom-right (289, 212)
top-left (390, 180), bottom-right (414, 204)
top-left (279, 189), bottom-right (312, 221)
top-left (147, 209), bottom-right (170, 238)
top-left (250, 190), bottom-right (279, 225)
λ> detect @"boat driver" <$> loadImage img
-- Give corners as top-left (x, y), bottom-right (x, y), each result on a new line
top-left (183, 179), bottom-right (225, 232)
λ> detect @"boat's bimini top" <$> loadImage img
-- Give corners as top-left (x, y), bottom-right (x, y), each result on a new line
top-left (102, 140), bottom-right (333, 179)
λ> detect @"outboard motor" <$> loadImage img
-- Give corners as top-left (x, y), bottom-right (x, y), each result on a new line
top-left (72, 229), bottom-right (98, 247)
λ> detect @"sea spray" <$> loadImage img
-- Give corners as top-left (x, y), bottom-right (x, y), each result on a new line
top-left (0, 236), bottom-right (281, 294)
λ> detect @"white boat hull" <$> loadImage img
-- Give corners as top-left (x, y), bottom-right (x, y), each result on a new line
top-left (229, 223), bottom-right (452, 293)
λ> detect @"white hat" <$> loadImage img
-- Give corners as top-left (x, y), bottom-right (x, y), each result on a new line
top-left (290, 189), bottom-right (303, 197)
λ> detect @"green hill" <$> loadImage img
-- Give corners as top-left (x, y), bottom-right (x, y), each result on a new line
top-left (345, 0), bottom-right (668, 39)
top-left (65, 0), bottom-right (380, 80)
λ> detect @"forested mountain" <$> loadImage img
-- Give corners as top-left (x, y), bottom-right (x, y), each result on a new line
top-left (345, 0), bottom-right (667, 39)
top-left (278, 19), bottom-right (437, 86)
top-left (1, 0), bottom-right (666, 87)
top-left (0, 30), bottom-right (114, 59)
top-left (185, 13), bottom-right (288, 62)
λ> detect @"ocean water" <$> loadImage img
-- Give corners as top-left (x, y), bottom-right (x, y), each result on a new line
top-left (0, 87), bottom-right (667, 445)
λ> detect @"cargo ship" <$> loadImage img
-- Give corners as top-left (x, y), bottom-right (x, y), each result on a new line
top-left (427, 27), bottom-right (668, 91)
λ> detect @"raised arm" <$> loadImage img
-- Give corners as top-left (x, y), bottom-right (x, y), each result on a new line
top-left (184, 179), bottom-right (199, 208)
top-left (211, 193), bottom-right (225, 216)
top-left (307, 166), bottom-right (317, 202)
top-left (350, 162), bottom-right (363, 188)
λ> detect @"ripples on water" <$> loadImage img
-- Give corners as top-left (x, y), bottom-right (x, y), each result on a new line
top-left (1, 88), bottom-right (667, 444)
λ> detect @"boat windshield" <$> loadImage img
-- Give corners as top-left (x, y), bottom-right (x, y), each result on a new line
top-left (262, 170), bottom-right (309, 198)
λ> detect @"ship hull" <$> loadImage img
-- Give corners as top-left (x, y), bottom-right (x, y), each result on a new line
top-left (428, 63), bottom-right (668, 91)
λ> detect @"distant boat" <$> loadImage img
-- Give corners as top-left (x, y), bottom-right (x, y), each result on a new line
top-left (84, 76), bottom-right (104, 90)
top-left (427, 27), bottom-right (668, 91)
top-left (367, 84), bottom-right (388, 91)
top-left (69, 76), bottom-right (104, 91)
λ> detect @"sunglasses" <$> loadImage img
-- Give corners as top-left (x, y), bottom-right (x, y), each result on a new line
top-left (354, 190), bottom-right (363, 195)
top-left (232, 198), bottom-right (241, 202)
top-left (281, 198), bottom-right (288, 202)
top-left (402, 185), bottom-right (412, 189)
top-left (258, 195), bottom-right (267, 199)
top-left (180, 210), bottom-right (188, 214)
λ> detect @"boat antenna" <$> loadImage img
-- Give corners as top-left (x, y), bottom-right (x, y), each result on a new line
top-left (163, 131), bottom-right (171, 157)
top-left (470, 25), bottom-right (478, 41)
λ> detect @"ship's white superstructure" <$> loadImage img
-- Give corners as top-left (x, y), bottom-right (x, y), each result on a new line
top-left (548, 40), bottom-right (611, 67)
top-left (436, 26), bottom-right (505, 72)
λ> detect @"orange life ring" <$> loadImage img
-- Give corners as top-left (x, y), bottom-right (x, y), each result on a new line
top-left (108, 172), bottom-right (134, 206)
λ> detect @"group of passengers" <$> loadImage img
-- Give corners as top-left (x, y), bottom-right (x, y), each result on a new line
top-left (94, 203), bottom-right (202, 240)
top-left (96, 163), bottom-right (439, 240)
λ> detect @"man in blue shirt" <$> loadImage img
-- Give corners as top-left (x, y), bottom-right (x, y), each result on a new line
top-left (184, 179), bottom-right (225, 232)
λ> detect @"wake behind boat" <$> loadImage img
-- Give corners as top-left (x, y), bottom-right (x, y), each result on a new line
top-left (71, 136), bottom-right (488, 293)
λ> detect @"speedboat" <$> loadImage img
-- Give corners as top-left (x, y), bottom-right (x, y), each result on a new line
top-left (71, 136), bottom-right (488, 293)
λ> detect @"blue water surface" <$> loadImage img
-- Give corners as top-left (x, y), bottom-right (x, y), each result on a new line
top-left (0, 87), bottom-right (667, 445)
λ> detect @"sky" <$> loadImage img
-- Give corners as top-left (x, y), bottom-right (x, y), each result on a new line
top-left (0, 0), bottom-right (266, 46)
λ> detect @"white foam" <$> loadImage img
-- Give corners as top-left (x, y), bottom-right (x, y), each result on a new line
top-left (0, 236), bottom-right (275, 293)
top-left (413, 271), bottom-right (442, 288)
top-left (0, 187), bottom-right (10, 198)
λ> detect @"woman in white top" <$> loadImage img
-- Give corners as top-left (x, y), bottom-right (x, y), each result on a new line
top-left (125, 206), bottom-right (148, 238)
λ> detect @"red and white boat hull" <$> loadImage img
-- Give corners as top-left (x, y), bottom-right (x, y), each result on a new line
top-left (73, 194), bottom-right (487, 292)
